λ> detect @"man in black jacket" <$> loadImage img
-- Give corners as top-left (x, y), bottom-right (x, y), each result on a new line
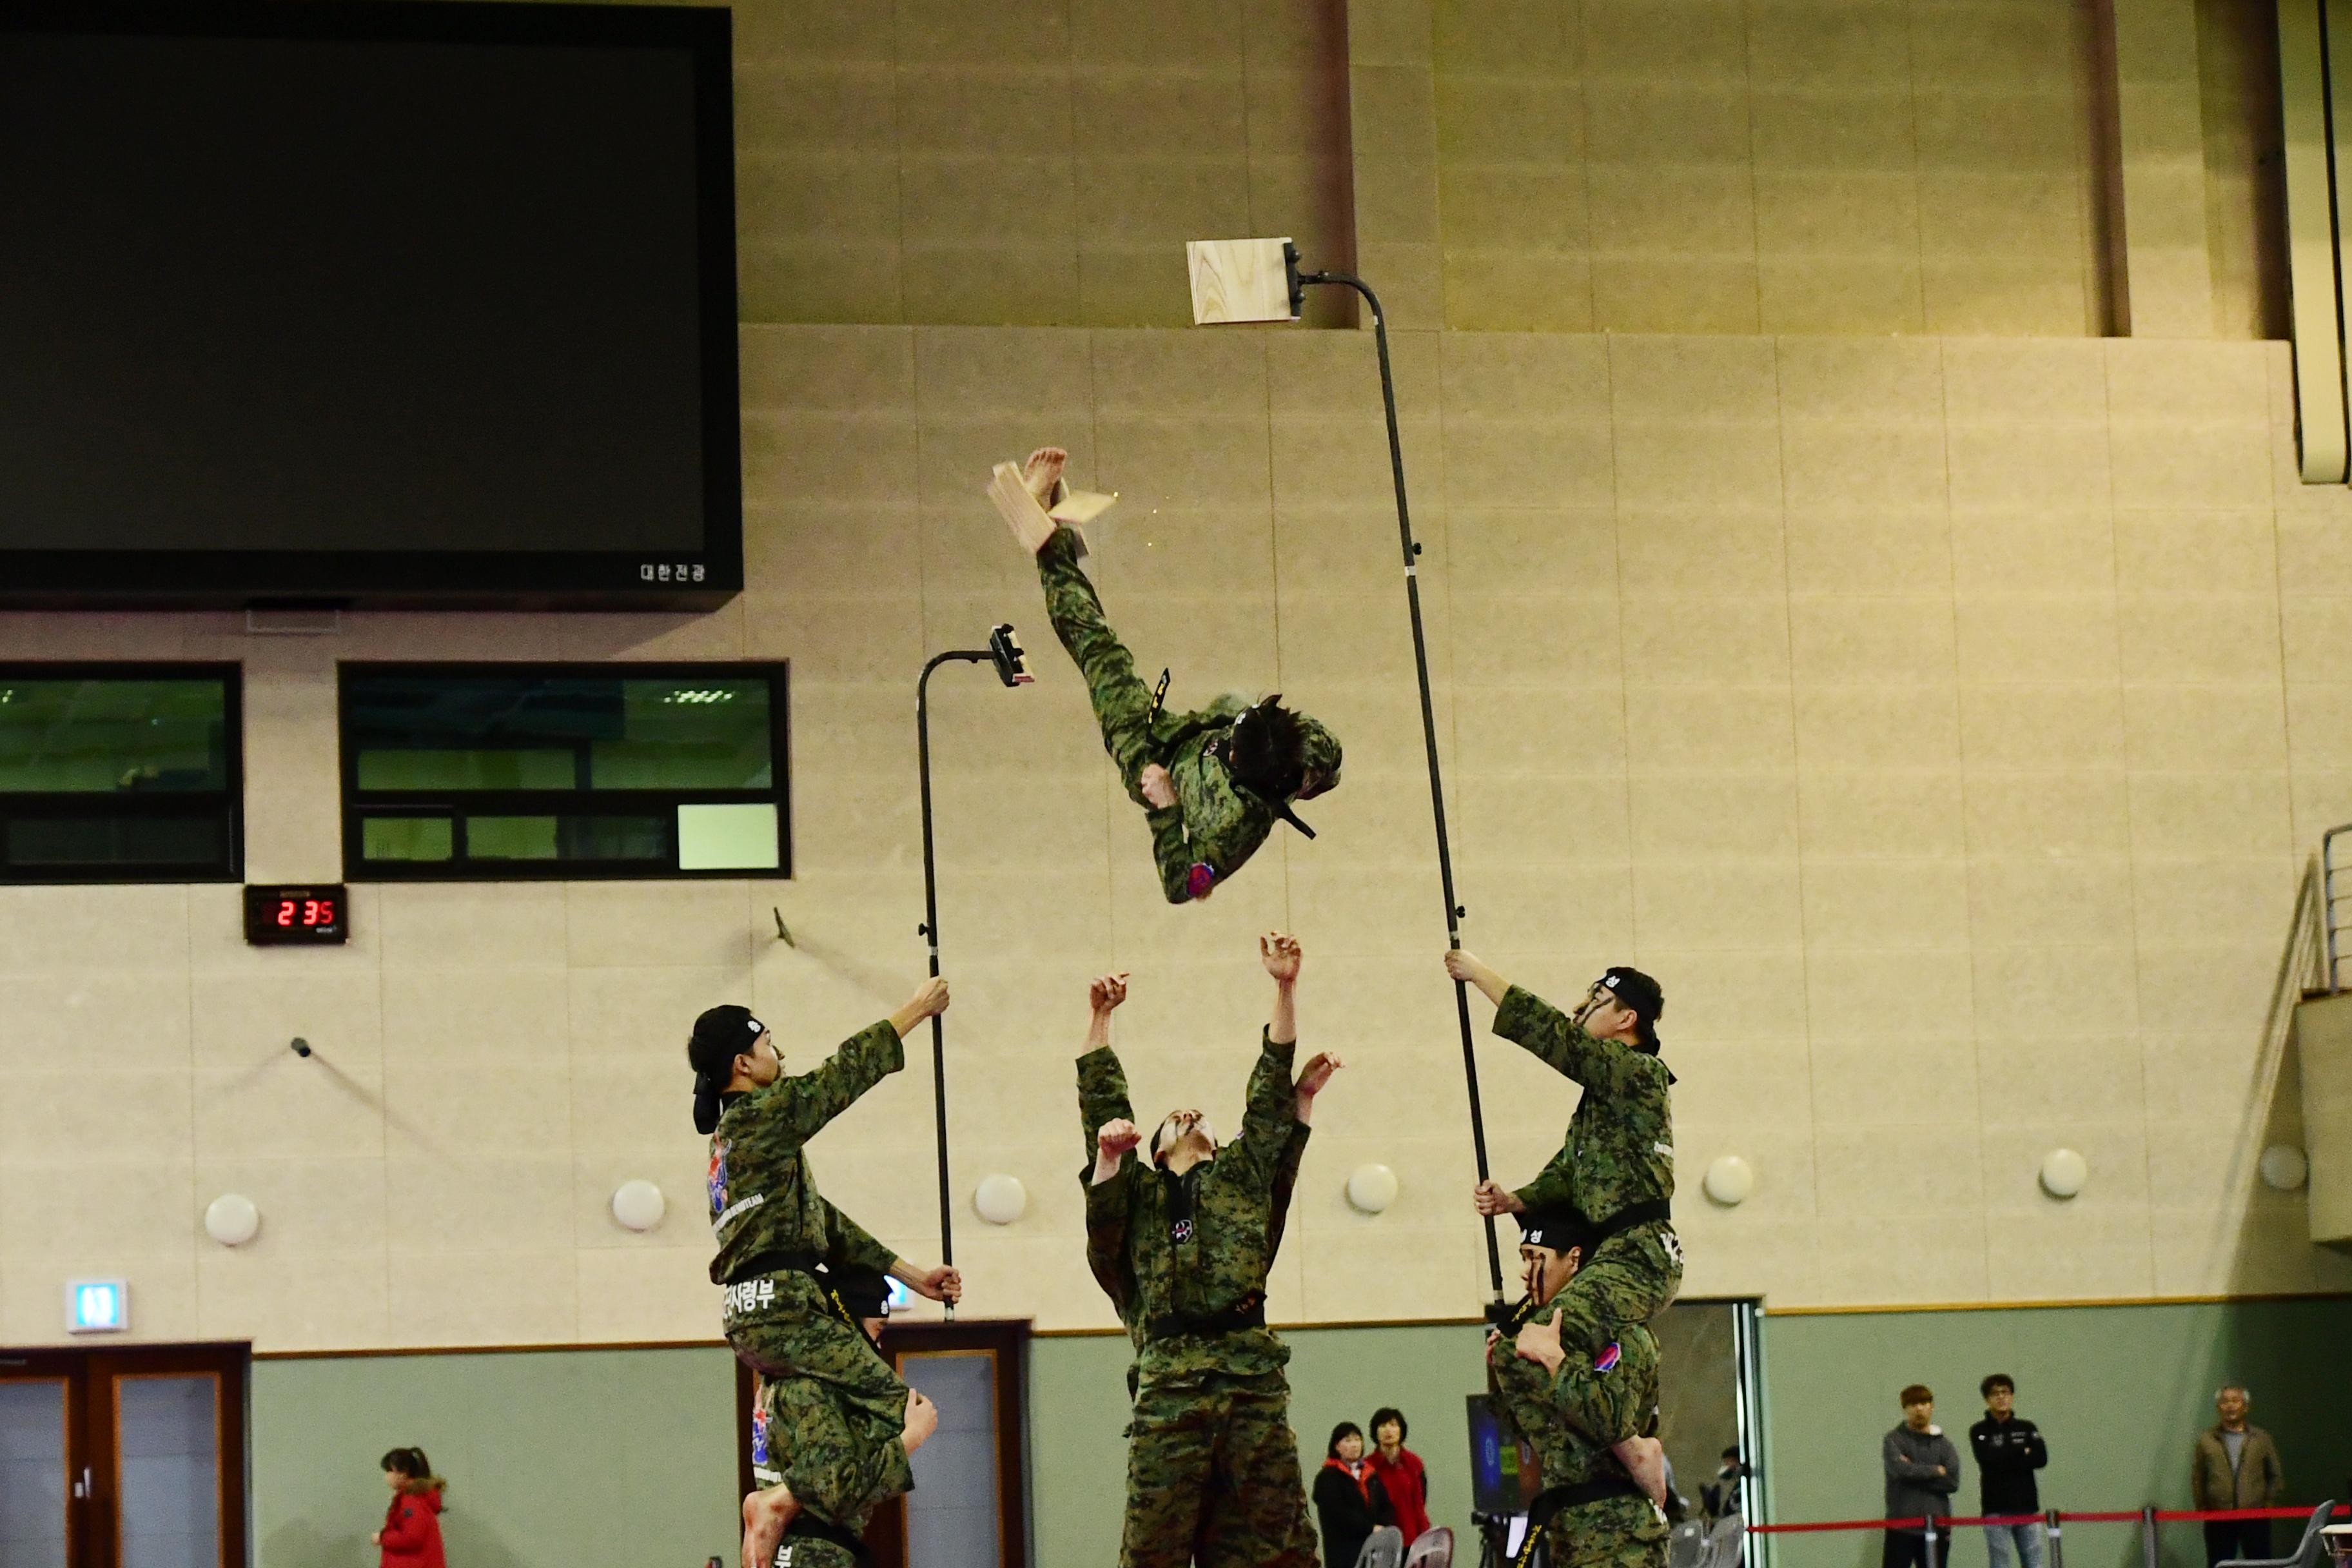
top-left (1883, 1385), bottom-right (1962, 1568)
top-left (1970, 1375), bottom-right (2050, 1568)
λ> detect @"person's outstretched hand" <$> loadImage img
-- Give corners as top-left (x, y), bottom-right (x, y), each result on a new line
top-left (1090, 972), bottom-right (1130, 1014)
top-left (1294, 1051), bottom-right (1342, 1097)
top-left (1097, 1118), bottom-right (1142, 1161)
top-left (1139, 763), bottom-right (1176, 809)
top-left (1473, 1179), bottom-right (1526, 1217)
top-left (1260, 932), bottom-right (1302, 983)
top-left (906, 1264), bottom-right (961, 1305)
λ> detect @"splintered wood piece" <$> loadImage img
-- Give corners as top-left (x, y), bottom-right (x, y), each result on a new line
top-left (1186, 237), bottom-right (1296, 325)
top-left (1048, 487), bottom-right (1119, 525)
top-left (988, 461), bottom-right (1059, 554)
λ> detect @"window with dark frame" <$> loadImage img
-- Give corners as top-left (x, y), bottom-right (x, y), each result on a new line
top-left (338, 664), bottom-right (789, 881)
top-left (0, 665), bottom-right (242, 884)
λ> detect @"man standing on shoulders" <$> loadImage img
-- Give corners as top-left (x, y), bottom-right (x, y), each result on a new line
top-left (2193, 1386), bottom-right (2283, 1568)
top-left (1970, 1375), bottom-right (2048, 1568)
top-left (1883, 1385), bottom-right (1961, 1568)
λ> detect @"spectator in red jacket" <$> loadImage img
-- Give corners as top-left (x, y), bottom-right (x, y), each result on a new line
top-left (1367, 1407), bottom-right (1431, 1547)
top-left (373, 1447), bottom-right (446, 1568)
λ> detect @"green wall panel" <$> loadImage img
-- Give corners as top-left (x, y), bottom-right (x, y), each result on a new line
top-left (250, 1347), bottom-right (738, 1568)
top-left (1758, 1300), bottom-right (2352, 1568)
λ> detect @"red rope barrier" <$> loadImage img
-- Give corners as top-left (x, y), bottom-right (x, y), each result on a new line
top-left (1749, 1505), bottom-right (2348, 1535)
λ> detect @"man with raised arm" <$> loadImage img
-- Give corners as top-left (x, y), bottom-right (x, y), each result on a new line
top-left (689, 990), bottom-right (965, 1568)
top-left (1006, 446), bottom-right (1341, 903)
top-left (1079, 935), bottom-right (1341, 1567)
top-left (1445, 952), bottom-right (1680, 1504)
top-left (1487, 1205), bottom-right (1669, 1568)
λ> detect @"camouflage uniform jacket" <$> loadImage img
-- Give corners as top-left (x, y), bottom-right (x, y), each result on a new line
top-left (1077, 1031), bottom-right (1304, 1378)
top-left (1135, 694), bottom-right (1276, 905)
top-left (1490, 1307), bottom-right (1664, 1555)
top-left (707, 1019), bottom-right (903, 1293)
top-left (1500, 986), bottom-right (1674, 1228)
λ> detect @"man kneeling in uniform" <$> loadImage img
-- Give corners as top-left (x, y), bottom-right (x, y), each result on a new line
top-left (1079, 934), bottom-right (1340, 1567)
top-left (1489, 1206), bottom-right (1669, 1568)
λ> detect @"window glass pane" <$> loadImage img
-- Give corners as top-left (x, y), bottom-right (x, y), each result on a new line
top-left (0, 679), bottom-right (228, 794)
top-left (115, 1375), bottom-right (219, 1568)
top-left (594, 681), bottom-right (773, 790)
top-left (344, 672), bottom-right (772, 793)
top-left (357, 748), bottom-right (579, 791)
top-left (677, 802), bottom-right (779, 870)
top-left (0, 1380), bottom-right (68, 1568)
top-left (362, 816), bottom-right (453, 861)
top-left (5, 816), bottom-right (221, 867)
top-left (467, 815), bottom-right (667, 862)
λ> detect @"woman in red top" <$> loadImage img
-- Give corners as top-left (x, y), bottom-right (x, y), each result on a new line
top-left (1367, 1407), bottom-right (1431, 1547)
top-left (373, 1447), bottom-right (446, 1568)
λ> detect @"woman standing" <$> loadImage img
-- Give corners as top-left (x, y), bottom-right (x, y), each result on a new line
top-left (1313, 1422), bottom-right (1394, 1568)
top-left (1367, 1406), bottom-right (1431, 1547)
top-left (373, 1447), bottom-right (446, 1568)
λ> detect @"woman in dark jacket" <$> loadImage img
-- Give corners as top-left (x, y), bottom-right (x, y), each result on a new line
top-left (1313, 1421), bottom-right (1395, 1568)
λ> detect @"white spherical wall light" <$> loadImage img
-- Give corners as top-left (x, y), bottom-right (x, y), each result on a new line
top-left (973, 1173), bottom-right (1028, 1226)
top-left (1346, 1163), bottom-right (1399, 1215)
top-left (203, 1193), bottom-right (260, 1247)
top-left (1703, 1155), bottom-right (1755, 1206)
top-left (611, 1180), bottom-right (667, 1233)
top-left (2259, 1145), bottom-right (2309, 1191)
top-left (2039, 1148), bottom-right (2088, 1200)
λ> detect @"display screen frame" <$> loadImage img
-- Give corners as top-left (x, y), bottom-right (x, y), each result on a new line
top-left (0, 0), bottom-right (741, 611)
top-left (243, 883), bottom-right (351, 944)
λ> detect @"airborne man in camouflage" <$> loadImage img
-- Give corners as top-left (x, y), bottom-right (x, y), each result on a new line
top-left (688, 991), bottom-right (963, 1568)
top-left (1079, 935), bottom-right (1341, 1567)
top-left (1488, 1205), bottom-right (1670, 1568)
top-left (1007, 446), bottom-right (1341, 903)
top-left (1446, 951), bottom-right (1681, 1503)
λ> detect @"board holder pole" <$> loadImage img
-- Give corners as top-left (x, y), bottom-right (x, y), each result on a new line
top-left (1184, 235), bottom-right (1504, 1307)
top-left (915, 625), bottom-right (1034, 1322)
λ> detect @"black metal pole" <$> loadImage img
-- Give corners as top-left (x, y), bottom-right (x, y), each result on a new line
top-left (917, 649), bottom-right (992, 1322)
top-left (1298, 270), bottom-right (1504, 1305)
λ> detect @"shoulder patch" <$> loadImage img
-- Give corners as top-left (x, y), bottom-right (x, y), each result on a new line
top-left (1593, 1342), bottom-right (1622, 1373)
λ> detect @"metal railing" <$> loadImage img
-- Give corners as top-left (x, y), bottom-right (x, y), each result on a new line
top-left (2325, 824), bottom-right (2352, 990)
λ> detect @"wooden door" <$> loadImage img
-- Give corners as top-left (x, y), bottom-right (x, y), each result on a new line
top-left (0, 1343), bottom-right (246, 1568)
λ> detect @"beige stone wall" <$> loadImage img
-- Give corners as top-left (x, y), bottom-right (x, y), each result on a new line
top-left (734, 0), bottom-right (1357, 328)
top-left (3, 324), bottom-right (2347, 1351)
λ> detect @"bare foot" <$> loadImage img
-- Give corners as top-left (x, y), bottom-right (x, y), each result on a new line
top-left (741, 1482), bottom-right (799, 1568)
top-left (1023, 446), bottom-right (1067, 508)
top-left (903, 1390), bottom-right (940, 1456)
top-left (1616, 1435), bottom-right (1667, 1507)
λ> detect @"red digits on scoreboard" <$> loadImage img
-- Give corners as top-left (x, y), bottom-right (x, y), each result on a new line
top-left (302, 899), bottom-right (333, 927)
top-left (277, 901), bottom-right (295, 927)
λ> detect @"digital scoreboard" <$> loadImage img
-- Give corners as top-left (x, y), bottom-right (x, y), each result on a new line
top-left (242, 885), bottom-right (349, 945)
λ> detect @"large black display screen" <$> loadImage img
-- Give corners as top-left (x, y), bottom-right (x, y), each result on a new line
top-left (0, 1), bottom-right (739, 607)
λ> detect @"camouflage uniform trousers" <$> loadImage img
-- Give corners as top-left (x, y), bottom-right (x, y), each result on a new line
top-left (1545, 1223), bottom-right (1682, 1356)
top-left (732, 1306), bottom-right (912, 1526)
top-left (1121, 1362), bottom-right (1318, 1568)
top-left (1540, 1495), bottom-right (1669, 1568)
top-left (1037, 526), bottom-right (1171, 801)
top-left (754, 1373), bottom-right (897, 1568)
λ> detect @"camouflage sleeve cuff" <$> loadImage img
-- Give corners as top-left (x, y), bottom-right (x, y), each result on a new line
top-left (1259, 1026), bottom-right (1297, 1064)
top-left (1493, 984), bottom-right (1558, 1045)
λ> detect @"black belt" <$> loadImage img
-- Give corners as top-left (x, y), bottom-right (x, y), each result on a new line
top-left (1587, 1199), bottom-right (1672, 1250)
top-left (727, 1251), bottom-right (879, 1353)
top-left (1145, 1294), bottom-right (1266, 1343)
top-left (1511, 1476), bottom-right (1646, 1568)
top-left (777, 1513), bottom-right (872, 1567)
top-left (728, 1249), bottom-right (824, 1285)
